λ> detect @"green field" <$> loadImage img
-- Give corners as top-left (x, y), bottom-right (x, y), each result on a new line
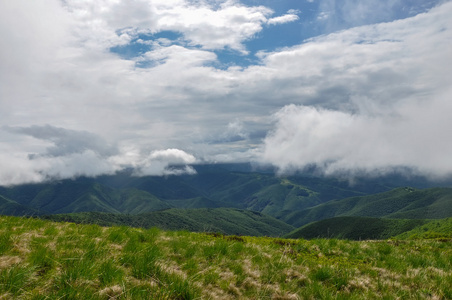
top-left (0, 216), bottom-right (451, 299)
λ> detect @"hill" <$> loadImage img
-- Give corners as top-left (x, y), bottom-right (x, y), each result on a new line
top-left (282, 187), bottom-right (452, 227)
top-left (285, 216), bottom-right (428, 240)
top-left (0, 195), bottom-right (39, 216)
top-left (0, 179), bottom-right (172, 215)
top-left (394, 218), bottom-right (452, 239)
top-left (41, 208), bottom-right (295, 237)
top-left (0, 215), bottom-right (450, 299)
top-left (1, 164), bottom-right (445, 219)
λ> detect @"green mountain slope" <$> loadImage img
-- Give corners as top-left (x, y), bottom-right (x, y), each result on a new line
top-left (1, 165), bottom-right (451, 221)
top-left (244, 181), bottom-right (322, 216)
top-left (116, 188), bottom-right (172, 213)
top-left (164, 197), bottom-right (229, 209)
top-left (97, 166), bottom-right (431, 216)
top-left (285, 216), bottom-right (427, 240)
top-left (0, 172), bottom-right (366, 217)
top-left (0, 195), bottom-right (39, 216)
top-left (282, 187), bottom-right (452, 227)
top-left (0, 179), bottom-right (172, 215)
top-left (41, 208), bottom-right (295, 237)
top-left (394, 218), bottom-right (452, 239)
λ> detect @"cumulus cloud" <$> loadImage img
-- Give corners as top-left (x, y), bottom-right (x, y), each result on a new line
top-left (133, 149), bottom-right (197, 176)
top-left (0, 148), bottom-right (120, 186)
top-left (62, 0), bottom-right (274, 52)
top-left (207, 119), bottom-right (250, 144)
top-left (148, 148), bottom-right (196, 164)
top-left (224, 119), bottom-right (249, 140)
top-left (257, 2), bottom-right (452, 177)
top-left (0, 125), bottom-right (197, 185)
top-left (250, 1), bottom-right (451, 110)
top-left (140, 44), bottom-right (217, 67)
top-left (261, 92), bottom-right (452, 178)
top-left (0, 145), bottom-right (198, 186)
top-left (0, 125), bottom-right (121, 185)
top-left (315, 0), bottom-right (441, 31)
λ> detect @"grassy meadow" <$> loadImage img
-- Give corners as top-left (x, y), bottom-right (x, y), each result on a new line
top-left (0, 215), bottom-right (451, 299)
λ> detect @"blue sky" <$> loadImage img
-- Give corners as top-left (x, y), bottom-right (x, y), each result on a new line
top-left (110, 0), bottom-right (443, 68)
top-left (0, 0), bottom-right (451, 184)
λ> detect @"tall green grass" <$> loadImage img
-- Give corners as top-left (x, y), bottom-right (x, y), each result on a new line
top-left (0, 215), bottom-right (450, 299)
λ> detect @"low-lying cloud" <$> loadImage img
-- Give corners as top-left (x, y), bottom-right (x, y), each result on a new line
top-left (0, 125), bottom-right (197, 185)
top-left (133, 149), bottom-right (197, 176)
top-left (262, 86), bottom-right (452, 178)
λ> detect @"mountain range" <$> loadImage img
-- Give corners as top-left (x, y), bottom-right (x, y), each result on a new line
top-left (1, 163), bottom-right (451, 238)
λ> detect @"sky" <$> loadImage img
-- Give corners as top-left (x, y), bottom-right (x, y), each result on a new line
top-left (1, 0), bottom-right (451, 185)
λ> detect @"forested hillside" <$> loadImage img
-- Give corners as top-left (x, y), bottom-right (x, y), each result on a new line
top-left (1, 164), bottom-right (451, 238)
top-left (281, 187), bottom-right (452, 227)
top-left (42, 208), bottom-right (294, 237)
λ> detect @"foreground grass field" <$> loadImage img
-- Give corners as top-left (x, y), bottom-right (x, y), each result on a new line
top-left (0, 216), bottom-right (451, 299)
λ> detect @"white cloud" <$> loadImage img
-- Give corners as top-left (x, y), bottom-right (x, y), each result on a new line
top-left (317, 11), bottom-right (330, 21)
top-left (0, 124), bottom-right (197, 184)
top-left (256, 2), bottom-right (452, 177)
top-left (248, 1), bottom-right (452, 110)
top-left (288, 9), bottom-right (301, 15)
top-left (134, 149), bottom-right (197, 176)
top-left (140, 45), bottom-right (217, 66)
top-left (62, 0), bottom-right (273, 52)
top-left (0, 125), bottom-right (122, 185)
top-left (262, 84), bottom-right (452, 178)
top-left (225, 119), bottom-right (249, 140)
top-left (148, 148), bottom-right (196, 164)
top-left (267, 13), bottom-right (299, 25)
top-left (206, 119), bottom-right (250, 144)
top-left (4, 125), bottom-right (118, 158)
top-left (0, 148), bottom-right (120, 186)
top-left (315, 0), bottom-right (442, 31)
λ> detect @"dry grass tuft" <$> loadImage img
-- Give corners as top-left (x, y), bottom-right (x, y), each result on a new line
top-left (0, 293), bottom-right (12, 300)
top-left (242, 277), bottom-right (260, 290)
top-left (271, 291), bottom-right (300, 300)
top-left (0, 256), bottom-right (21, 269)
top-left (426, 266), bottom-right (448, 276)
top-left (243, 259), bottom-right (260, 279)
top-left (346, 275), bottom-right (374, 292)
top-left (159, 261), bottom-right (187, 279)
top-left (284, 269), bottom-right (311, 287)
top-left (99, 285), bottom-right (123, 299)
top-left (227, 282), bottom-right (242, 297)
top-left (203, 284), bottom-right (233, 300)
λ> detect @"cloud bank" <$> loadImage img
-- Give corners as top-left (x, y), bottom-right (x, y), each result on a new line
top-left (0, 125), bottom-right (197, 185)
top-left (262, 90), bottom-right (452, 177)
top-left (0, 0), bottom-right (451, 184)
top-left (259, 2), bottom-right (452, 177)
